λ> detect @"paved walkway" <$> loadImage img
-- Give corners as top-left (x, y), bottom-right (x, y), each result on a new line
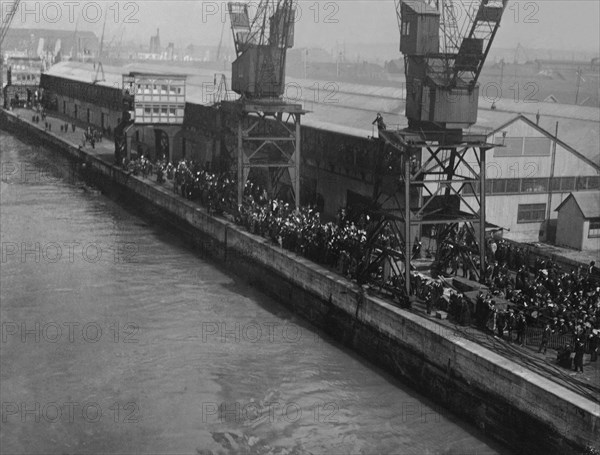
top-left (9, 106), bottom-right (600, 405)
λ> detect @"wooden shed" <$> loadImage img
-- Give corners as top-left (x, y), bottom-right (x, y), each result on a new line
top-left (555, 192), bottom-right (600, 251)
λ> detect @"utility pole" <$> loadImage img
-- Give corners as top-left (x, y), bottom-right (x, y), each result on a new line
top-left (304, 49), bottom-right (308, 79)
top-left (546, 121), bottom-right (559, 239)
top-left (575, 67), bottom-right (583, 105)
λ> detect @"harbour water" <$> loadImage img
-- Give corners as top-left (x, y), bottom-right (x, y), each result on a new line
top-left (0, 131), bottom-right (508, 454)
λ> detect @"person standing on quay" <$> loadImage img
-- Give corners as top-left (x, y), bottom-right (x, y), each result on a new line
top-left (573, 337), bottom-right (585, 373)
top-left (538, 323), bottom-right (551, 354)
top-left (516, 311), bottom-right (527, 346)
top-left (589, 330), bottom-right (598, 362)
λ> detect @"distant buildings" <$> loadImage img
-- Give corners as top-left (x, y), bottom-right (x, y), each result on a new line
top-left (149, 29), bottom-right (161, 54)
top-left (3, 28), bottom-right (99, 61)
top-left (35, 61), bottom-right (600, 253)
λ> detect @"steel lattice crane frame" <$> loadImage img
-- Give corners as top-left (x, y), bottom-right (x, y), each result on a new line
top-left (359, 0), bottom-right (508, 298)
top-left (0, 0), bottom-right (21, 48)
top-left (223, 0), bottom-right (304, 211)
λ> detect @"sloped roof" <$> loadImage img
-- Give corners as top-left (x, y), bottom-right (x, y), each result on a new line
top-left (44, 61), bottom-right (123, 89)
top-left (555, 192), bottom-right (600, 219)
top-left (487, 114), bottom-right (600, 172)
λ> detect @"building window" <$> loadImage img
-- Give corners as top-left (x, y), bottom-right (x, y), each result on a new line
top-left (577, 176), bottom-right (600, 191)
top-left (517, 203), bottom-right (546, 223)
top-left (589, 220), bottom-right (600, 238)
top-left (521, 178), bottom-right (548, 193)
top-left (560, 177), bottom-right (576, 192)
top-left (401, 21), bottom-right (410, 36)
top-left (506, 179), bottom-right (520, 193)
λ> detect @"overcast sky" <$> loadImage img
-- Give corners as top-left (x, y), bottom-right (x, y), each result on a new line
top-left (5, 0), bottom-right (600, 54)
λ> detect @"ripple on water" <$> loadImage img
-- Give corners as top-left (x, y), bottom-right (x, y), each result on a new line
top-left (1, 132), bottom-right (508, 454)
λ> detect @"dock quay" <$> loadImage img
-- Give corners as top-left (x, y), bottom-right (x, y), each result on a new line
top-left (2, 107), bottom-right (598, 454)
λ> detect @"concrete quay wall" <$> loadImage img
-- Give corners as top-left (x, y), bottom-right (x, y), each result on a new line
top-left (2, 110), bottom-right (598, 454)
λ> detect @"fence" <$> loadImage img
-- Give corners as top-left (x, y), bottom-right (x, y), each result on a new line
top-left (525, 327), bottom-right (590, 352)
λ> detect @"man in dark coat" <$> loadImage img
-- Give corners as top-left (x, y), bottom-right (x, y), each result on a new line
top-left (589, 330), bottom-right (598, 362)
top-left (538, 323), bottom-right (552, 354)
top-left (506, 309), bottom-right (516, 343)
top-left (516, 312), bottom-right (527, 346)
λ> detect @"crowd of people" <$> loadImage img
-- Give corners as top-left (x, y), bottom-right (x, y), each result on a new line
top-left (421, 234), bottom-right (600, 371)
top-left (121, 157), bottom-right (374, 277)
top-left (121, 155), bottom-right (599, 370)
top-left (82, 126), bottom-right (103, 149)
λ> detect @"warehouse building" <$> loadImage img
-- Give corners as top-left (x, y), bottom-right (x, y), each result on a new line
top-left (38, 62), bottom-right (600, 240)
top-left (462, 115), bottom-right (600, 243)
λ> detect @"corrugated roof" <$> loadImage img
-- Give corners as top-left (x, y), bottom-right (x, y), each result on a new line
top-left (44, 61), bottom-right (123, 89)
top-left (556, 192), bottom-right (600, 219)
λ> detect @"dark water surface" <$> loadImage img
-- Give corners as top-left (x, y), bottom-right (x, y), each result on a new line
top-left (0, 131), bottom-right (508, 454)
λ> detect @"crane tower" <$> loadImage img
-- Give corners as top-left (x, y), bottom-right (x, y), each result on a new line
top-left (359, 0), bottom-right (508, 298)
top-left (223, 0), bottom-right (305, 209)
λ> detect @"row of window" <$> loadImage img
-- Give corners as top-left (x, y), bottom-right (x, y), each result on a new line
top-left (137, 106), bottom-right (183, 116)
top-left (517, 203), bottom-right (546, 223)
top-left (134, 105), bottom-right (184, 124)
top-left (135, 84), bottom-right (184, 95)
top-left (463, 176), bottom-right (600, 195)
top-left (13, 74), bottom-right (38, 82)
top-left (10, 64), bottom-right (41, 71)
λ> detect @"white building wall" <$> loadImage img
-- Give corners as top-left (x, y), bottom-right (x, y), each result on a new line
top-left (454, 117), bottom-right (599, 242)
top-left (582, 220), bottom-right (600, 252)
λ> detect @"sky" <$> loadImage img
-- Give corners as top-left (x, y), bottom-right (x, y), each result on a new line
top-left (3, 0), bottom-right (600, 56)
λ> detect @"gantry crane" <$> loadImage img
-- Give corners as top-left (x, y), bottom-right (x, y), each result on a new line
top-left (0, 0), bottom-right (20, 48)
top-left (223, 0), bottom-right (305, 209)
top-left (359, 0), bottom-right (508, 298)
top-left (0, 0), bottom-right (21, 100)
